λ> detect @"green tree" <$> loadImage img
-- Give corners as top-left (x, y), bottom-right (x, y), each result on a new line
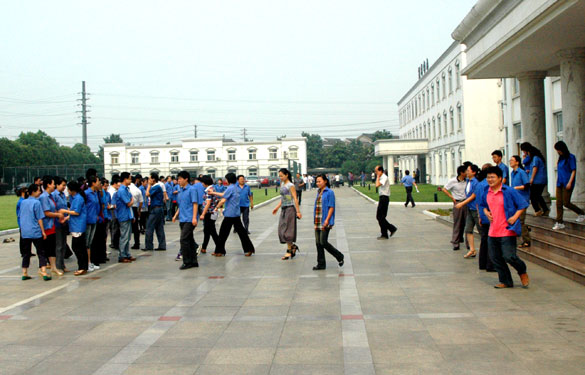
top-left (98, 133), bottom-right (124, 161)
top-left (301, 132), bottom-right (324, 169)
top-left (371, 129), bottom-right (394, 141)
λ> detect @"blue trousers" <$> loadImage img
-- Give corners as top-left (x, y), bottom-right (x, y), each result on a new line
top-left (145, 206), bottom-right (166, 250)
top-left (118, 220), bottom-right (132, 260)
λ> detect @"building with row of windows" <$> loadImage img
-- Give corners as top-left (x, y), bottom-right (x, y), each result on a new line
top-left (103, 138), bottom-right (307, 180)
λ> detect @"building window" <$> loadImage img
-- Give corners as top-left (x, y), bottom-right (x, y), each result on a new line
top-left (207, 169), bottom-right (216, 179)
top-left (513, 78), bottom-right (520, 96)
top-left (442, 73), bottom-right (446, 98)
top-left (455, 61), bottom-right (461, 89)
top-left (458, 149), bottom-right (463, 165)
top-left (426, 89), bottom-right (430, 109)
top-left (451, 150), bottom-right (456, 176)
top-left (269, 147), bottom-right (278, 160)
top-left (131, 152), bottom-right (139, 165)
top-left (422, 93), bottom-right (426, 113)
top-left (228, 149), bottom-right (236, 161)
top-left (269, 167), bottom-right (278, 178)
top-left (555, 112), bottom-right (563, 141)
top-left (170, 150), bottom-right (179, 163)
top-left (248, 168), bottom-right (258, 177)
top-left (443, 112), bottom-right (448, 135)
top-left (436, 80), bottom-right (441, 103)
top-left (207, 150), bottom-right (215, 161)
top-left (432, 117), bottom-right (436, 140)
top-left (228, 168), bottom-right (237, 175)
top-left (513, 122), bottom-right (522, 142)
top-left (431, 84), bottom-right (435, 105)
top-left (190, 150), bottom-right (198, 162)
top-left (150, 151), bottom-right (159, 164)
top-left (423, 123), bottom-right (427, 138)
top-left (289, 147), bottom-right (298, 159)
top-left (448, 68), bottom-right (453, 94)
top-left (248, 148), bottom-right (257, 160)
top-left (457, 103), bottom-right (463, 131)
top-left (449, 108), bottom-right (454, 134)
top-left (110, 152), bottom-right (119, 165)
top-left (437, 116), bottom-right (442, 138)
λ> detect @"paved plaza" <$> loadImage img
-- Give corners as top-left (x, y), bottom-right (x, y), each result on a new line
top-left (1, 188), bottom-right (585, 375)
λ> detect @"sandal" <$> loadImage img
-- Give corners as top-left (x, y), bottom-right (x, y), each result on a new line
top-left (74, 270), bottom-right (87, 276)
top-left (281, 253), bottom-right (293, 260)
top-left (38, 271), bottom-right (52, 281)
top-left (463, 250), bottom-right (477, 259)
top-left (519, 242), bottom-right (531, 248)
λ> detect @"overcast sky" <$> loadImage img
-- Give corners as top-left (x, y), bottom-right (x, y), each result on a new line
top-left (0, 0), bottom-right (477, 151)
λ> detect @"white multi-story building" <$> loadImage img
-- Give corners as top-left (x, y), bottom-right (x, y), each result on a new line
top-left (376, 41), bottom-right (505, 185)
top-left (103, 138), bottom-right (307, 180)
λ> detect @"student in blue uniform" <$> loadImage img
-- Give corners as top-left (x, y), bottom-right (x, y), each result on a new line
top-left (520, 142), bottom-right (549, 216)
top-left (145, 172), bottom-right (166, 251)
top-left (236, 175), bottom-right (254, 234)
top-left (400, 170), bottom-right (418, 207)
top-left (116, 172), bottom-right (137, 262)
top-left (39, 176), bottom-right (64, 275)
top-left (172, 171), bottom-right (200, 270)
top-left (455, 164), bottom-right (481, 259)
top-left (85, 176), bottom-right (101, 272)
top-left (16, 185), bottom-right (35, 260)
top-left (491, 150), bottom-right (510, 185)
top-left (18, 184), bottom-right (50, 281)
top-left (51, 177), bottom-right (69, 274)
top-left (61, 181), bottom-right (89, 275)
top-left (165, 176), bottom-right (175, 221)
top-left (553, 141), bottom-right (585, 229)
top-left (510, 156), bottom-right (531, 248)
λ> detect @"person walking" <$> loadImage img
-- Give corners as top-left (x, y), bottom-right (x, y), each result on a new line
top-left (18, 184), bottom-right (50, 281)
top-left (107, 175), bottom-right (120, 250)
top-left (312, 174), bottom-right (344, 270)
top-left (172, 171), bottom-right (200, 270)
top-left (510, 156), bottom-right (531, 247)
top-left (236, 175), bottom-right (254, 234)
top-left (440, 165), bottom-right (468, 250)
top-left (60, 182), bottom-right (89, 276)
top-left (400, 170), bottom-right (418, 207)
top-left (200, 175), bottom-right (220, 254)
top-left (273, 168), bottom-right (302, 260)
top-left (294, 173), bottom-right (305, 205)
top-left (212, 173), bottom-right (256, 257)
top-left (375, 166), bottom-right (397, 239)
top-left (39, 176), bottom-right (64, 275)
top-left (144, 172), bottom-right (167, 251)
top-left (85, 176), bottom-right (101, 272)
top-left (455, 164), bottom-right (481, 259)
top-left (520, 142), bottom-right (549, 217)
top-left (553, 141), bottom-right (585, 229)
top-left (479, 166), bottom-right (530, 289)
top-left (475, 163), bottom-right (496, 272)
top-left (116, 172), bottom-right (136, 263)
top-left (51, 177), bottom-right (69, 274)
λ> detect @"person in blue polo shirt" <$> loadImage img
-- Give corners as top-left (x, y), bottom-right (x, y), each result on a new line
top-left (455, 164), bottom-right (481, 259)
top-left (165, 176), bottom-right (174, 221)
top-left (474, 163), bottom-right (495, 272)
top-left (61, 181), bottom-right (88, 275)
top-left (214, 178), bottom-right (226, 193)
top-left (193, 176), bottom-right (206, 216)
top-left (236, 175), bottom-right (254, 234)
top-left (510, 155), bottom-right (531, 248)
top-left (85, 176), bottom-right (101, 272)
top-left (39, 176), bottom-right (64, 275)
top-left (18, 184), bottom-right (48, 281)
top-left (51, 177), bottom-right (69, 274)
top-left (400, 170), bottom-right (418, 208)
top-left (553, 141), bottom-right (585, 229)
top-left (145, 172), bottom-right (166, 251)
top-left (312, 174), bottom-right (344, 270)
top-left (491, 150), bottom-right (509, 185)
top-left (521, 142), bottom-right (549, 217)
top-left (116, 172), bottom-right (136, 263)
top-left (172, 171), bottom-right (200, 270)
top-left (211, 173), bottom-right (255, 256)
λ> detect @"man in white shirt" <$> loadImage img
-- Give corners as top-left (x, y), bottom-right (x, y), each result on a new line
top-left (375, 166), bottom-right (397, 239)
top-left (129, 175), bottom-right (144, 249)
top-left (441, 166), bottom-right (468, 250)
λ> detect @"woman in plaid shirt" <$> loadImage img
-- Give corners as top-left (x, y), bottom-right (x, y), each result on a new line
top-left (312, 174), bottom-right (344, 270)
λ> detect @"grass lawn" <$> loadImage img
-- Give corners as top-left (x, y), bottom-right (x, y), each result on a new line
top-left (353, 184), bottom-right (452, 203)
top-left (0, 195), bottom-right (18, 231)
top-left (253, 187), bottom-right (281, 205)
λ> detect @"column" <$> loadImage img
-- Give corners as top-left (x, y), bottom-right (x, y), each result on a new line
top-left (447, 150), bottom-right (454, 178)
top-left (387, 155), bottom-right (395, 184)
top-left (558, 48), bottom-right (585, 203)
top-left (382, 155), bottom-right (389, 172)
top-left (517, 71), bottom-right (548, 157)
top-left (425, 155), bottom-right (431, 184)
top-left (434, 152), bottom-right (440, 185)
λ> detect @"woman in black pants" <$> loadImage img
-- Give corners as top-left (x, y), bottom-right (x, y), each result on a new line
top-left (61, 182), bottom-right (89, 276)
top-left (521, 142), bottom-right (549, 216)
top-left (312, 174), bottom-right (344, 270)
top-left (199, 175), bottom-right (219, 253)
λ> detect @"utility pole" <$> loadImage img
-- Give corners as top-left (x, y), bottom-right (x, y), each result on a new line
top-left (78, 81), bottom-right (89, 146)
top-left (194, 124), bottom-right (197, 138)
top-left (242, 128), bottom-right (247, 142)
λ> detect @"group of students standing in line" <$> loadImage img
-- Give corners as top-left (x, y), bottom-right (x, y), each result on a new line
top-left (439, 140), bottom-right (583, 288)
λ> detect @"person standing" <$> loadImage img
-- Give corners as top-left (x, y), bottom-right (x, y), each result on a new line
top-left (440, 166), bottom-right (468, 250)
top-left (510, 156), bottom-right (531, 247)
top-left (139, 178), bottom-right (149, 234)
top-left (294, 173), bottom-right (305, 205)
top-left (165, 176), bottom-right (174, 221)
top-left (200, 175), bottom-right (220, 254)
top-left (520, 142), bottom-right (549, 217)
top-left (173, 171), bottom-right (200, 270)
top-left (51, 177), bottom-right (69, 273)
top-left (39, 176), bottom-right (64, 275)
top-left (144, 172), bottom-right (167, 251)
top-left (116, 172), bottom-right (136, 263)
top-left (400, 170), bottom-right (418, 208)
top-left (61, 182), bottom-right (89, 276)
top-left (479, 166), bottom-right (530, 289)
top-left (475, 163), bottom-right (495, 272)
top-left (491, 150), bottom-right (509, 185)
top-left (108, 175), bottom-right (120, 250)
top-left (236, 175), bottom-right (254, 234)
top-left (312, 174), bottom-right (344, 270)
top-left (455, 165), bottom-right (481, 259)
top-left (212, 173), bottom-right (256, 257)
top-left (375, 166), bottom-right (397, 240)
top-left (85, 176), bottom-right (101, 272)
top-left (18, 184), bottom-right (49, 281)
top-left (553, 141), bottom-right (585, 229)
top-left (273, 169), bottom-right (302, 260)
top-left (129, 175), bottom-right (144, 249)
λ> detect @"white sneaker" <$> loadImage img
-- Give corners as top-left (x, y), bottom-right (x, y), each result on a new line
top-left (576, 215), bottom-right (585, 223)
top-left (552, 222), bottom-right (566, 230)
top-left (88, 263), bottom-right (95, 272)
top-left (91, 263), bottom-right (100, 270)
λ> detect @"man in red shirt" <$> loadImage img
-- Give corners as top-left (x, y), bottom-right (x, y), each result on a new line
top-left (480, 167), bottom-right (530, 289)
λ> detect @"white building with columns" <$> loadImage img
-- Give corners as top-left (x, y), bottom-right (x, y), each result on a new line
top-left (376, 41), bottom-right (505, 185)
top-left (103, 138), bottom-right (307, 180)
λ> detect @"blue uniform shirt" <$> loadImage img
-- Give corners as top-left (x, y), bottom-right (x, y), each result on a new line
top-left (474, 179), bottom-right (490, 224)
top-left (214, 183), bottom-right (226, 193)
top-left (222, 184), bottom-right (241, 218)
top-left (149, 184), bottom-right (164, 207)
top-left (16, 197), bottom-right (24, 227)
top-left (557, 154), bottom-right (577, 187)
top-left (102, 190), bottom-right (112, 220)
top-left (69, 193), bottom-right (87, 233)
top-left (139, 185), bottom-right (147, 208)
top-left (39, 191), bottom-right (56, 231)
top-left (178, 184), bottom-right (200, 223)
top-left (465, 178), bottom-right (479, 211)
top-left (194, 182), bottom-right (205, 205)
top-left (511, 168), bottom-right (530, 203)
top-left (115, 185), bottom-right (134, 222)
top-left (529, 156), bottom-right (547, 185)
top-left (498, 163), bottom-right (510, 184)
top-left (51, 190), bottom-right (68, 228)
top-left (523, 155), bottom-right (532, 174)
top-left (401, 175), bottom-right (415, 187)
top-left (314, 187), bottom-right (336, 226)
top-left (172, 184), bottom-right (180, 202)
top-left (18, 197), bottom-right (45, 238)
top-left (479, 184), bottom-right (529, 237)
top-left (85, 189), bottom-right (100, 224)
top-left (165, 181), bottom-right (174, 201)
top-left (237, 184), bottom-right (253, 207)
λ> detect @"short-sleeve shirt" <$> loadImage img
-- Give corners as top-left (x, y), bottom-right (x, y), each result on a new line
top-left (294, 177), bottom-right (304, 191)
top-left (401, 175), bottom-right (415, 187)
top-left (52, 190), bottom-right (68, 228)
top-left (280, 182), bottom-right (295, 207)
top-left (237, 184), bottom-right (253, 207)
top-left (511, 168), bottom-right (530, 203)
top-left (85, 189), bottom-right (100, 224)
top-left (69, 193), bottom-right (87, 233)
top-left (39, 191), bottom-right (56, 231)
top-left (465, 178), bottom-right (479, 211)
top-left (498, 163), bottom-right (510, 183)
top-left (165, 182), bottom-right (174, 200)
top-left (193, 182), bottom-right (205, 205)
top-left (557, 154), bottom-right (577, 187)
top-left (222, 184), bottom-right (241, 218)
top-left (18, 197), bottom-right (45, 239)
top-left (130, 183), bottom-right (144, 208)
top-left (178, 184), bottom-right (199, 223)
top-left (529, 156), bottom-right (547, 185)
top-left (16, 197), bottom-right (24, 227)
top-left (378, 174), bottom-right (390, 196)
top-left (149, 184), bottom-right (164, 207)
top-left (486, 187), bottom-right (517, 237)
top-left (115, 185), bottom-right (134, 222)
top-left (444, 177), bottom-right (467, 201)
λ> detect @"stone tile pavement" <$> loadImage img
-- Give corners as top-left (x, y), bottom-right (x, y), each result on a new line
top-left (0, 187), bottom-right (584, 374)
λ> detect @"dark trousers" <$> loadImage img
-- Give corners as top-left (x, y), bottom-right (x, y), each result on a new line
top-left (376, 195), bottom-right (397, 237)
top-left (479, 223), bottom-right (494, 270)
top-left (109, 218), bottom-right (120, 248)
top-left (215, 216), bottom-right (255, 254)
top-left (202, 213), bottom-right (219, 250)
top-left (179, 222), bottom-right (198, 265)
top-left (132, 207), bottom-right (140, 246)
top-left (20, 237), bottom-right (44, 268)
top-left (145, 206), bottom-right (166, 250)
top-left (530, 183), bottom-right (549, 213)
top-left (240, 207), bottom-right (250, 232)
top-left (451, 201), bottom-right (467, 246)
top-left (139, 211), bottom-right (149, 232)
top-left (405, 186), bottom-right (415, 206)
top-left (556, 186), bottom-right (585, 223)
top-left (72, 234), bottom-right (88, 271)
top-left (297, 190), bottom-right (302, 205)
top-left (55, 226), bottom-right (68, 270)
top-left (315, 228), bottom-right (343, 267)
top-left (488, 236), bottom-right (526, 287)
top-left (90, 221), bottom-right (108, 265)
top-left (42, 233), bottom-right (56, 259)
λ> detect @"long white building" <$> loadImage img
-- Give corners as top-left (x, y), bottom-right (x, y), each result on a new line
top-left (103, 138), bottom-right (307, 180)
top-left (376, 41), bottom-right (505, 185)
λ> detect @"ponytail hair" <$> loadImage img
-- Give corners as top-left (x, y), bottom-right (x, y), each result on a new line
top-left (67, 181), bottom-right (87, 201)
top-left (279, 168), bottom-right (292, 182)
top-left (511, 155), bottom-right (524, 170)
top-left (316, 174), bottom-right (330, 188)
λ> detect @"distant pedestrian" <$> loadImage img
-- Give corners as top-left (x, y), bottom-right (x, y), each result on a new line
top-left (116, 172), bottom-right (137, 263)
top-left (61, 181), bottom-right (88, 276)
top-left (375, 166), bottom-right (397, 239)
top-left (475, 163), bottom-right (495, 272)
top-left (40, 176), bottom-right (64, 275)
top-left (400, 170), bottom-right (418, 207)
top-left (294, 173), bottom-right (305, 205)
top-left (51, 177), bottom-right (69, 274)
top-left (200, 175), bottom-right (220, 254)
top-left (273, 168), bottom-right (302, 260)
top-left (236, 175), bottom-right (254, 234)
top-left (553, 141), bottom-right (585, 229)
top-left (312, 174), bottom-right (344, 270)
top-left (440, 165), bottom-right (467, 250)
top-left (129, 175), bottom-right (144, 250)
top-left (520, 142), bottom-right (549, 217)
